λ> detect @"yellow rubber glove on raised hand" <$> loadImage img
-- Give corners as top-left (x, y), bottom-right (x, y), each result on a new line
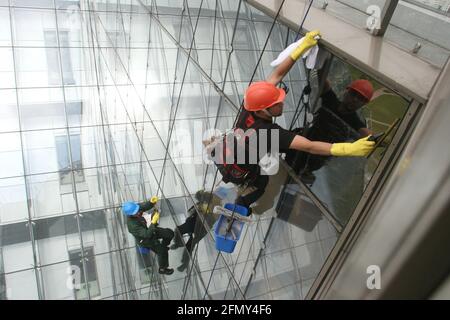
top-left (290, 30), bottom-right (321, 61)
top-left (150, 196), bottom-right (159, 204)
top-left (330, 136), bottom-right (375, 157)
top-left (151, 210), bottom-right (160, 225)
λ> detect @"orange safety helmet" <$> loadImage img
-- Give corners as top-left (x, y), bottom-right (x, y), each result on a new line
top-left (347, 79), bottom-right (373, 101)
top-left (244, 81), bottom-right (286, 112)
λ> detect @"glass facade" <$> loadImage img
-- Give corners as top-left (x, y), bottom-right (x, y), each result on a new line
top-left (0, 0), bottom-right (417, 300)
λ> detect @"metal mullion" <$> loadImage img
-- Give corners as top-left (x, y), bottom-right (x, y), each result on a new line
top-left (85, 1), bottom-right (137, 299)
top-left (153, 0), bottom-right (187, 199)
top-left (137, 9), bottom-right (155, 201)
top-left (287, 224), bottom-right (304, 299)
top-left (370, 0), bottom-right (399, 37)
top-left (53, 0), bottom-right (94, 300)
top-left (117, 0), bottom-right (133, 201)
top-left (7, 1), bottom-right (45, 300)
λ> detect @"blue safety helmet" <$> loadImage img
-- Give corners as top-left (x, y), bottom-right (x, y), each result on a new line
top-left (122, 201), bottom-right (140, 216)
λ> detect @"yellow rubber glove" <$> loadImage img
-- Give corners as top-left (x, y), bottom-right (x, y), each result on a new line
top-left (290, 30), bottom-right (321, 61)
top-left (330, 136), bottom-right (375, 157)
top-left (150, 196), bottom-right (158, 204)
top-left (200, 203), bottom-right (211, 214)
top-left (151, 210), bottom-right (160, 225)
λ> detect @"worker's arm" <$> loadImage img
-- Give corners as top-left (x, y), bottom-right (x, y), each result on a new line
top-left (267, 58), bottom-right (295, 86)
top-left (128, 220), bottom-right (157, 239)
top-left (358, 127), bottom-right (373, 137)
top-left (289, 134), bottom-right (375, 157)
top-left (267, 30), bottom-right (321, 86)
top-left (138, 200), bottom-right (155, 212)
top-left (289, 135), bottom-right (333, 155)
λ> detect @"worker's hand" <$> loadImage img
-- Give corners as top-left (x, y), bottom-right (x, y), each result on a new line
top-left (150, 196), bottom-right (158, 204)
top-left (151, 211), bottom-right (160, 225)
top-left (330, 136), bottom-right (375, 157)
top-left (290, 30), bottom-right (321, 61)
top-left (200, 203), bottom-right (211, 214)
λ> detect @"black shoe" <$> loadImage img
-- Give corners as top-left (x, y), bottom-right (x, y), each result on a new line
top-left (158, 267), bottom-right (174, 275)
top-left (177, 263), bottom-right (188, 272)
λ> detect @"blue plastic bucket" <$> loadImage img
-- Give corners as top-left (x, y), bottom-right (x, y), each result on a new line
top-left (214, 204), bottom-right (249, 253)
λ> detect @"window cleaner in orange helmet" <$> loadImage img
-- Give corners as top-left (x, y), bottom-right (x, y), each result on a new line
top-left (231, 30), bottom-right (375, 211)
top-left (242, 30), bottom-right (375, 158)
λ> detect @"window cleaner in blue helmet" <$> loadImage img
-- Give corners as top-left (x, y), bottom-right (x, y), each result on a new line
top-left (122, 196), bottom-right (175, 275)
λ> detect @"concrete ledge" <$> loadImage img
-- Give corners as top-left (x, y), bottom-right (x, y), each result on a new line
top-left (246, 0), bottom-right (442, 103)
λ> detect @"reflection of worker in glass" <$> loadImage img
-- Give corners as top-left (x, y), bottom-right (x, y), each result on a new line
top-left (321, 77), bottom-right (374, 137)
top-left (170, 190), bottom-right (221, 272)
top-left (122, 197), bottom-right (175, 275)
top-left (287, 74), bottom-right (375, 183)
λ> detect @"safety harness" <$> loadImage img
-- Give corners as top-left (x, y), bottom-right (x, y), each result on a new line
top-left (206, 112), bottom-right (266, 187)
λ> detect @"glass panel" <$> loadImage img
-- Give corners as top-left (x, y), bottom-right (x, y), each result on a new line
top-left (77, 167), bottom-right (117, 212)
top-left (68, 247), bottom-right (101, 300)
top-left (79, 210), bottom-right (112, 256)
top-left (0, 8), bottom-right (11, 47)
top-left (0, 48), bottom-right (15, 89)
top-left (244, 172), bottom-right (338, 299)
top-left (0, 132), bottom-right (24, 179)
top-left (285, 53), bottom-right (410, 225)
top-left (11, 0), bottom-right (55, 9)
top-left (0, 90), bottom-right (20, 132)
top-left (64, 87), bottom-right (99, 127)
top-left (18, 88), bottom-right (66, 131)
top-left (0, 177), bottom-right (28, 223)
top-left (385, 0), bottom-right (450, 68)
top-left (93, 251), bottom-right (127, 300)
top-left (2, 269), bottom-right (39, 300)
top-left (56, 7), bottom-right (83, 48)
top-left (406, 0), bottom-right (450, 12)
top-left (27, 172), bottom-right (77, 218)
top-left (12, 8), bottom-right (57, 47)
top-left (312, 0), bottom-right (387, 30)
top-left (15, 47), bottom-right (62, 88)
top-left (34, 214), bottom-right (81, 265)
top-left (22, 129), bottom-right (67, 175)
top-left (41, 261), bottom-right (79, 299)
top-left (1, 223), bottom-right (34, 273)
